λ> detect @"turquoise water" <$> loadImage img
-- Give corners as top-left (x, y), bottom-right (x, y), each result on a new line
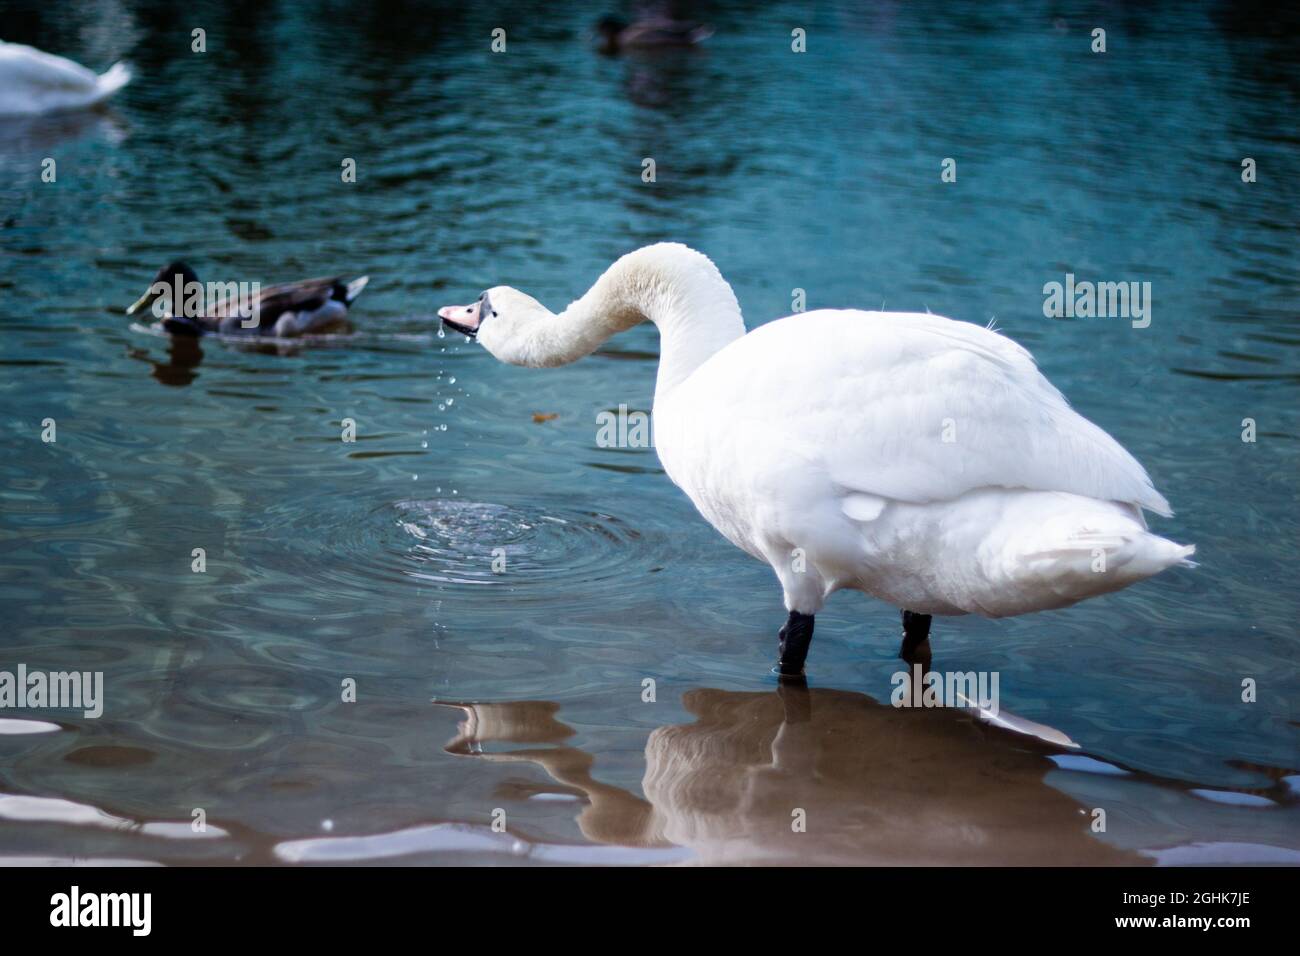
top-left (0, 0), bottom-right (1296, 864)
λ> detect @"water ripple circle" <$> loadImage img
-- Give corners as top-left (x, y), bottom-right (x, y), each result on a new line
top-left (388, 499), bottom-right (650, 591)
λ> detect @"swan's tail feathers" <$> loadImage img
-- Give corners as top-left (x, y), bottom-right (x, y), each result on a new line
top-left (1019, 529), bottom-right (1195, 581)
top-left (1120, 535), bottom-right (1196, 576)
top-left (94, 61), bottom-right (132, 102)
top-left (1019, 528), bottom-right (1190, 595)
top-left (995, 496), bottom-right (1196, 613)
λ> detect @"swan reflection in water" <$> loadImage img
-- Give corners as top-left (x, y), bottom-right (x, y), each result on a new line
top-left (441, 682), bottom-right (1140, 866)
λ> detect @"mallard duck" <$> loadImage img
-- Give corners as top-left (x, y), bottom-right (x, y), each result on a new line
top-left (594, 15), bottom-right (714, 54)
top-left (125, 261), bottom-right (369, 337)
top-left (0, 40), bottom-right (131, 116)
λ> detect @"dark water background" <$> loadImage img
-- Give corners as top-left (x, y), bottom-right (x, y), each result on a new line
top-left (0, 0), bottom-right (1296, 863)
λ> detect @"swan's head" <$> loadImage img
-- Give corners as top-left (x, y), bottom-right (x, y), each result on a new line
top-left (438, 286), bottom-right (550, 365)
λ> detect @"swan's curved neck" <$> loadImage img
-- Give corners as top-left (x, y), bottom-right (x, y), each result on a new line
top-left (523, 245), bottom-right (745, 403)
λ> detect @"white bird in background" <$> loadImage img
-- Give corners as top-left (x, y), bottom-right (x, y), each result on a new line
top-left (439, 244), bottom-right (1194, 675)
top-left (0, 40), bottom-right (131, 117)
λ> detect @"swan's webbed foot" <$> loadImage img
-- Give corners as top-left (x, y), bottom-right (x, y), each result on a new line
top-left (776, 610), bottom-right (815, 677)
top-left (899, 609), bottom-right (932, 668)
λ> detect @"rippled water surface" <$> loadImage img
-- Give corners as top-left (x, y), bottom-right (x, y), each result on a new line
top-left (1, 0), bottom-right (1297, 864)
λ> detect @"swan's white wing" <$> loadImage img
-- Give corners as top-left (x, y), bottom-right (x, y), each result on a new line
top-left (686, 310), bottom-right (1171, 516)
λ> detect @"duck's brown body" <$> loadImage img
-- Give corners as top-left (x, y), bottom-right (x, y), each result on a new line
top-left (595, 17), bottom-right (714, 54)
top-left (162, 276), bottom-right (363, 337)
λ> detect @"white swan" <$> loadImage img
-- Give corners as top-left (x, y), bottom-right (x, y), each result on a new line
top-left (439, 244), bottom-right (1194, 674)
top-left (0, 41), bottom-right (131, 117)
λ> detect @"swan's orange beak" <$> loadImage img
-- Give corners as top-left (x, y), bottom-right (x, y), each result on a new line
top-left (438, 300), bottom-right (482, 338)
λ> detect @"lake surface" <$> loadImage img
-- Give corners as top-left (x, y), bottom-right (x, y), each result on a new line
top-left (0, 0), bottom-right (1297, 865)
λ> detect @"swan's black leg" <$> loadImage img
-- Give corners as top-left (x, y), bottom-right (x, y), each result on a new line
top-left (777, 611), bottom-right (815, 677)
top-left (899, 609), bottom-right (932, 667)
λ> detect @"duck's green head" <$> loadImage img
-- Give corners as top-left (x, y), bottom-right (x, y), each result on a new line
top-left (126, 260), bottom-right (199, 316)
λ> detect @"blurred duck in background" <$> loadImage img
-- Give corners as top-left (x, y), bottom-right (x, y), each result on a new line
top-left (594, 3), bottom-right (714, 55)
top-left (0, 40), bottom-right (131, 116)
top-left (126, 261), bottom-right (369, 338)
